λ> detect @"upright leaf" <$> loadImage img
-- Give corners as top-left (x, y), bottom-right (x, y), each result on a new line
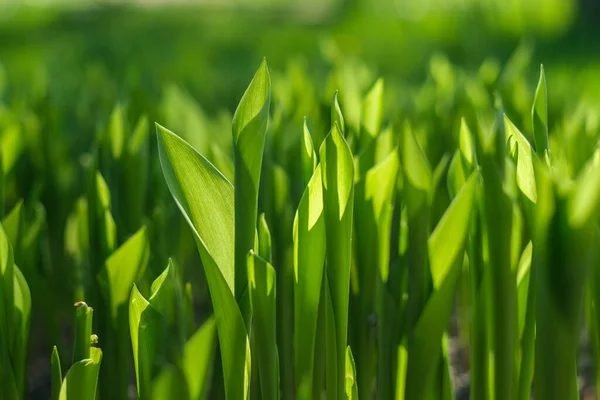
top-left (183, 317), bottom-right (217, 400)
top-left (294, 167), bottom-right (326, 400)
top-left (405, 172), bottom-right (477, 400)
top-left (157, 124), bottom-right (250, 400)
top-left (98, 226), bottom-right (150, 321)
top-left (320, 122), bottom-right (354, 398)
top-left (331, 91), bottom-right (345, 135)
top-left (232, 59), bottom-right (271, 302)
top-left (247, 251), bottom-right (279, 400)
top-left (532, 64), bottom-right (549, 160)
top-left (301, 118), bottom-right (317, 187)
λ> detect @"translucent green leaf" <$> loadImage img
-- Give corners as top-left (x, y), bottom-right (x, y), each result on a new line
top-left (109, 104), bottom-right (125, 160)
top-left (447, 151), bottom-right (466, 199)
top-left (331, 91), bottom-right (345, 135)
top-left (129, 284), bottom-right (163, 400)
top-left (232, 59), bottom-right (271, 299)
top-left (1, 124), bottom-right (23, 173)
top-left (156, 124), bottom-right (250, 400)
top-left (361, 78), bottom-right (384, 140)
top-left (402, 124), bottom-right (432, 194)
top-left (183, 317), bottom-right (217, 400)
top-left (148, 259), bottom-right (179, 320)
top-left (247, 251), bottom-right (278, 400)
top-left (293, 166), bottom-right (326, 400)
top-left (505, 114), bottom-right (537, 204)
top-left (2, 200), bottom-right (24, 258)
top-left (257, 214), bottom-right (272, 264)
top-left (405, 171), bottom-right (477, 399)
top-left (98, 226), bottom-right (150, 322)
top-left (301, 118), bottom-right (317, 187)
top-left (429, 172), bottom-right (478, 288)
top-left (568, 158), bottom-right (600, 229)
top-left (152, 365), bottom-right (190, 400)
top-left (59, 347), bottom-right (103, 400)
top-left (156, 124), bottom-right (234, 291)
top-left (532, 64), bottom-right (548, 159)
top-left (345, 346), bottom-right (358, 400)
top-left (458, 118), bottom-right (475, 169)
top-left (320, 122), bottom-right (354, 398)
top-left (363, 149), bottom-right (399, 282)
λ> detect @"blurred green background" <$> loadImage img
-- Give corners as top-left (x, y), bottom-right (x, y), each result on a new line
top-left (1, 0), bottom-right (599, 397)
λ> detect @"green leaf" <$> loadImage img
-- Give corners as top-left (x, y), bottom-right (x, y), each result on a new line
top-left (257, 214), bottom-right (272, 264)
top-left (331, 91), bottom-right (345, 135)
top-left (402, 124), bottom-right (432, 196)
top-left (51, 346), bottom-right (62, 400)
top-left (301, 117), bottom-right (317, 187)
top-left (2, 200), bottom-right (23, 254)
top-left (123, 114), bottom-right (150, 231)
top-left (109, 104), bottom-right (125, 160)
top-left (345, 346), bottom-right (358, 400)
top-left (532, 64), bottom-right (549, 159)
top-left (293, 166), bottom-right (326, 400)
top-left (11, 264), bottom-right (30, 397)
top-left (157, 124), bottom-right (234, 291)
top-left (59, 347), bottom-right (103, 400)
top-left (505, 114), bottom-right (537, 204)
top-left (73, 302), bottom-right (93, 363)
top-left (98, 226), bottom-right (150, 322)
top-left (156, 124), bottom-right (250, 400)
top-left (148, 259), bottom-right (180, 320)
top-left (447, 151), bottom-right (466, 199)
top-left (129, 284), bottom-right (163, 400)
top-left (429, 172), bottom-right (478, 288)
top-left (568, 158), bottom-right (600, 229)
top-left (320, 122), bottom-right (355, 398)
top-left (1, 124), bottom-right (24, 174)
top-left (152, 365), bottom-right (190, 400)
top-left (247, 251), bottom-right (279, 400)
top-left (233, 59), bottom-right (271, 300)
top-left (183, 317), bottom-right (217, 400)
top-left (458, 118), bottom-right (475, 170)
top-left (364, 149), bottom-right (399, 282)
top-left (361, 77), bottom-right (384, 140)
top-left (405, 171), bottom-right (477, 400)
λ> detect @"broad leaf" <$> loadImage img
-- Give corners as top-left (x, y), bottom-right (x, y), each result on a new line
top-left (157, 124), bottom-right (250, 400)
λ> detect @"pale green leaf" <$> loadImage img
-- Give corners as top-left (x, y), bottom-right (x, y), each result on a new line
top-left (183, 317), bottom-right (217, 400)
top-left (157, 124), bottom-right (250, 400)
top-left (98, 226), bottom-right (150, 322)
top-left (361, 78), bottom-right (384, 139)
top-left (345, 346), bottom-right (358, 400)
top-left (532, 64), bottom-right (548, 159)
top-left (429, 171), bottom-right (478, 288)
top-left (59, 347), bottom-right (103, 400)
top-left (505, 114), bottom-right (537, 204)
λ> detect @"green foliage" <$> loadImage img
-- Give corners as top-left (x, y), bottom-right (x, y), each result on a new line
top-left (4, 17), bottom-right (600, 399)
